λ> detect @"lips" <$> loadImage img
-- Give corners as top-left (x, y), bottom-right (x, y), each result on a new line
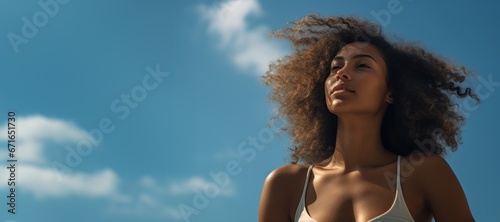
top-left (332, 83), bottom-right (355, 94)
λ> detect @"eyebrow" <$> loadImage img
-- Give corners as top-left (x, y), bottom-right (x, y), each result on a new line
top-left (332, 54), bottom-right (379, 64)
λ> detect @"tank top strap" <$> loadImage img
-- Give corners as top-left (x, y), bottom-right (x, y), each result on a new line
top-left (294, 165), bottom-right (314, 221)
top-left (300, 165), bottom-right (314, 200)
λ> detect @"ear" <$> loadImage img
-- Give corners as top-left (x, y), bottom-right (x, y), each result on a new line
top-left (385, 92), bottom-right (394, 104)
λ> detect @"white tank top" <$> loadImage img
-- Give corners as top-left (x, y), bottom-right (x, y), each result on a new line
top-left (294, 156), bottom-right (415, 222)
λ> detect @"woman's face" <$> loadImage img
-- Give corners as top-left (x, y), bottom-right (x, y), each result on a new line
top-left (325, 42), bottom-right (392, 116)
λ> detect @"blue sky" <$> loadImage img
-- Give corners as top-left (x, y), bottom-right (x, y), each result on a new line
top-left (0, 0), bottom-right (499, 221)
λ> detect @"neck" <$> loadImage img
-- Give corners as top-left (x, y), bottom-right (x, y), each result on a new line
top-left (328, 113), bottom-right (396, 171)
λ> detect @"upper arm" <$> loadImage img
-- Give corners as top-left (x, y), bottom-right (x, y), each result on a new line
top-left (416, 155), bottom-right (474, 222)
top-left (258, 165), bottom-right (305, 222)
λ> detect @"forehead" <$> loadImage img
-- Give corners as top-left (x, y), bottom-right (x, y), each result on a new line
top-left (334, 42), bottom-right (384, 60)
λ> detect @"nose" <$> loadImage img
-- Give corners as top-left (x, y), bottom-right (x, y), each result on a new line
top-left (334, 66), bottom-right (351, 81)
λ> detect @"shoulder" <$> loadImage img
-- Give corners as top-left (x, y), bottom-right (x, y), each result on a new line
top-left (259, 164), bottom-right (311, 221)
top-left (262, 164), bottom-right (311, 201)
top-left (404, 153), bottom-right (475, 221)
top-left (402, 153), bottom-right (454, 187)
top-left (413, 153), bottom-right (462, 190)
top-left (407, 153), bottom-right (453, 180)
top-left (265, 164), bottom-right (311, 185)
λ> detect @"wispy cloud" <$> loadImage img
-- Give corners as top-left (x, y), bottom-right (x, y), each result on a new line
top-left (0, 115), bottom-right (92, 143)
top-left (0, 114), bottom-right (236, 220)
top-left (0, 115), bottom-right (124, 202)
top-left (106, 195), bottom-right (184, 220)
top-left (197, 0), bottom-right (286, 76)
top-left (140, 175), bottom-right (235, 197)
top-left (1, 166), bottom-right (128, 201)
top-left (107, 175), bottom-right (235, 220)
top-left (0, 115), bottom-right (95, 164)
top-left (171, 177), bottom-right (220, 195)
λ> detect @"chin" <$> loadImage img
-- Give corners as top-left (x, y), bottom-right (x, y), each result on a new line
top-left (328, 107), bottom-right (350, 115)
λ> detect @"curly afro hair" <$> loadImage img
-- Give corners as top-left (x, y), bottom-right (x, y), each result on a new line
top-left (262, 14), bottom-right (480, 164)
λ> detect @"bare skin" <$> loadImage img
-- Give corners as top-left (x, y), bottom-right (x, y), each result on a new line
top-left (259, 42), bottom-right (475, 222)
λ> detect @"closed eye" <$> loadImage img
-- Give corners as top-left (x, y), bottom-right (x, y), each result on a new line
top-left (357, 64), bottom-right (370, 69)
top-left (331, 65), bottom-right (342, 73)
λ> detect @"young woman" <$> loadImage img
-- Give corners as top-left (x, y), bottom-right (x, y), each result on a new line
top-left (259, 15), bottom-right (477, 222)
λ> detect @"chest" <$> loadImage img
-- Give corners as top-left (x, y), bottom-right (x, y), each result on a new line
top-left (302, 169), bottom-right (424, 222)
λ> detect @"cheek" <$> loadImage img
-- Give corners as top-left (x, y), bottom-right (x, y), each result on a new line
top-left (324, 77), bottom-right (336, 109)
top-left (362, 80), bottom-right (389, 102)
top-left (324, 76), bottom-right (334, 95)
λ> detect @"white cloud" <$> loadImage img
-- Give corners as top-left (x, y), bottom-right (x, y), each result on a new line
top-left (0, 114), bottom-right (94, 143)
top-left (198, 0), bottom-right (286, 76)
top-left (0, 115), bottom-right (234, 221)
top-left (106, 197), bottom-right (183, 220)
top-left (138, 175), bottom-right (170, 195)
top-left (140, 175), bottom-right (235, 197)
top-left (0, 140), bottom-right (43, 164)
top-left (0, 115), bottom-right (124, 202)
top-left (169, 176), bottom-right (234, 196)
top-left (0, 165), bottom-right (128, 201)
top-left (169, 177), bottom-right (210, 195)
top-left (0, 115), bottom-right (96, 164)
top-left (108, 175), bottom-right (235, 220)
